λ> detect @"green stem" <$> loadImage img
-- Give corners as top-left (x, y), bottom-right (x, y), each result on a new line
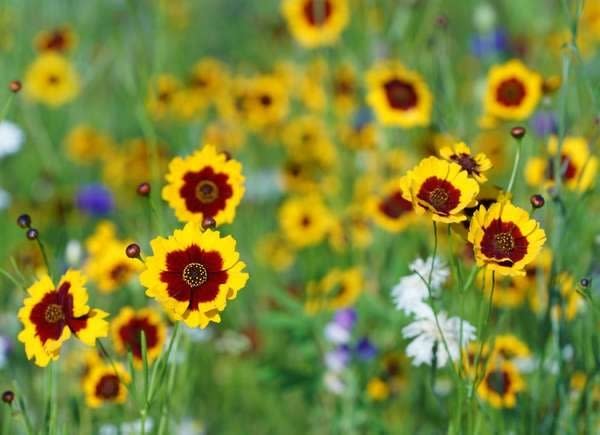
top-left (506, 139), bottom-right (522, 194)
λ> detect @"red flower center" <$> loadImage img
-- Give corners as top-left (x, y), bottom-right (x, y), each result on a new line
top-left (486, 369), bottom-right (511, 395)
top-left (96, 374), bottom-right (120, 399)
top-left (159, 244), bottom-right (229, 312)
top-left (303, 0), bottom-right (333, 26)
top-left (480, 219), bottom-right (528, 266)
top-left (30, 281), bottom-right (91, 344)
top-left (545, 155), bottom-right (577, 182)
top-left (379, 191), bottom-right (413, 219)
top-left (383, 79), bottom-right (418, 110)
top-left (450, 153), bottom-right (480, 176)
top-left (45, 31), bottom-right (67, 51)
top-left (110, 263), bottom-right (131, 283)
top-left (118, 315), bottom-right (160, 359)
top-left (416, 177), bottom-right (461, 215)
top-left (179, 167), bottom-right (233, 218)
top-left (496, 78), bottom-right (526, 107)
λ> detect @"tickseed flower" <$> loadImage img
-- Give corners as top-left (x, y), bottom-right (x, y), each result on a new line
top-left (368, 177), bottom-right (415, 233)
top-left (490, 334), bottom-right (531, 363)
top-left (477, 360), bottom-right (525, 408)
top-left (305, 267), bottom-right (363, 313)
top-left (83, 363), bottom-right (130, 408)
top-left (146, 74), bottom-right (180, 119)
top-left (468, 199), bottom-right (546, 276)
top-left (525, 135), bottom-right (598, 192)
top-left (278, 195), bottom-right (334, 248)
top-left (17, 270), bottom-right (109, 367)
top-left (483, 59), bottom-right (542, 120)
top-left (281, 0), bottom-right (349, 48)
top-left (111, 307), bottom-right (166, 366)
top-left (244, 75), bottom-right (290, 130)
top-left (24, 53), bottom-right (80, 106)
top-left (34, 25), bottom-right (77, 53)
top-left (140, 222), bottom-right (249, 328)
top-left (65, 124), bottom-right (114, 165)
top-left (399, 157), bottom-right (480, 223)
top-left (366, 61), bottom-right (433, 128)
top-left (162, 144), bottom-right (245, 226)
top-left (439, 142), bottom-right (492, 183)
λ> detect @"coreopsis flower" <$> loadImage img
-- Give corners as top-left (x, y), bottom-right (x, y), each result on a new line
top-left (490, 334), bottom-right (531, 363)
top-left (305, 267), bottom-right (363, 313)
top-left (278, 195), bottom-right (334, 248)
top-left (17, 270), bottom-right (109, 367)
top-left (111, 307), bottom-right (166, 366)
top-left (281, 0), bottom-right (349, 48)
top-left (83, 363), bottom-right (130, 408)
top-left (187, 58), bottom-right (229, 103)
top-left (483, 59), bottom-right (542, 120)
top-left (140, 222), bottom-right (249, 329)
top-left (332, 63), bottom-right (357, 116)
top-left (368, 177), bottom-right (415, 232)
top-left (477, 361), bottom-right (525, 408)
top-left (34, 25), bottom-right (77, 53)
top-left (146, 74), bottom-right (181, 119)
top-left (366, 61), bottom-right (433, 128)
top-left (468, 199), bottom-right (546, 276)
top-left (65, 125), bottom-right (114, 164)
top-left (439, 142), bottom-right (492, 183)
top-left (162, 144), bottom-right (245, 226)
top-left (367, 377), bottom-right (390, 401)
top-left (402, 306), bottom-right (476, 368)
top-left (525, 135), bottom-right (598, 192)
top-left (0, 121), bottom-right (24, 159)
top-left (244, 75), bottom-right (289, 130)
top-left (24, 53), bottom-right (80, 106)
top-left (399, 157), bottom-right (480, 223)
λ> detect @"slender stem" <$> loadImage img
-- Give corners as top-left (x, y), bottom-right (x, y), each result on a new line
top-left (506, 139), bottom-right (522, 194)
top-left (36, 239), bottom-right (52, 280)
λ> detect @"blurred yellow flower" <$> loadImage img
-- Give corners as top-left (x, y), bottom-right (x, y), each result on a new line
top-left (25, 53), bottom-right (80, 106)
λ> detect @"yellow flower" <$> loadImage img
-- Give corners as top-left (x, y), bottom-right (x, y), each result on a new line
top-left (202, 120), bottom-right (246, 153)
top-left (462, 342), bottom-right (490, 377)
top-left (525, 135), bottom-right (598, 192)
top-left (368, 177), bottom-right (415, 232)
top-left (439, 142), bottom-right (492, 183)
top-left (399, 157), bottom-right (480, 223)
top-left (366, 61), bottom-right (433, 128)
top-left (146, 74), bottom-right (181, 119)
top-left (162, 144), bottom-right (245, 226)
top-left (86, 240), bottom-right (143, 293)
top-left (83, 363), bottom-right (130, 408)
top-left (256, 232), bottom-right (296, 272)
top-left (278, 195), bottom-right (334, 248)
top-left (551, 273), bottom-right (584, 321)
top-left (490, 335), bottom-right (531, 361)
top-left (243, 75), bottom-right (289, 130)
top-left (468, 200), bottom-right (546, 276)
top-left (34, 25), bottom-right (77, 53)
top-left (281, 0), bottom-right (349, 48)
top-left (140, 222), bottom-right (249, 328)
top-left (17, 270), bottom-right (109, 367)
top-left (187, 57), bottom-right (229, 103)
top-left (478, 272), bottom-right (529, 309)
top-left (64, 125), bottom-right (114, 165)
top-left (367, 377), bottom-right (389, 401)
top-left (332, 63), bottom-right (357, 116)
top-left (305, 267), bottom-right (363, 313)
top-left (483, 59), bottom-right (542, 120)
top-left (24, 53), bottom-right (80, 106)
top-left (111, 307), bottom-right (167, 366)
top-left (477, 361), bottom-right (525, 408)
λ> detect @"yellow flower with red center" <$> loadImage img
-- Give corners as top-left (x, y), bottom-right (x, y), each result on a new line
top-left (278, 195), bottom-right (335, 248)
top-left (490, 335), bottom-right (531, 362)
top-left (111, 307), bottom-right (167, 366)
top-left (146, 74), bottom-right (181, 119)
top-left (34, 25), bottom-right (77, 53)
top-left (468, 200), bottom-right (546, 276)
top-left (399, 157), bottom-right (480, 223)
top-left (162, 144), bottom-right (245, 226)
top-left (187, 57), bottom-right (229, 103)
top-left (24, 53), bottom-right (80, 106)
top-left (305, 267), bottom-right (363, 313)
top-left (366, 61), bottom-right (433, 128)
top-left (439, 142), bottom-right (492, 183)
top-left (332, 63), bottom-right (357, 116)
top-left (462, 342), bottom-right (490, 377)
top-left (483, 59), bottom-right (542, 120)
top-left (244, 75), bottom-right (290, 130)
top-left (17, 270), bottom-right (109, 367)
top-left (140, 222), bottom-right (249, 329)
top-left (477, 361), bottom-right (525, 408)
top-left (525, 135), bottom-right (598, 192)
top-left (281, 0), bottom-right (349, 48)
top-left (368, 177), bottom-right (415, 232)
top-left (83, 363), bottom-right (130, 408)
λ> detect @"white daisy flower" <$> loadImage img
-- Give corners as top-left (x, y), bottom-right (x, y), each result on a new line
top-left (390, 274), bottom-right (430, 317)
top-left (409, 256), bottom-right (449, 290)
top-left (0, 121), bottom-right (24, 159)
top-left (402, 306), bottom-right (476, 368)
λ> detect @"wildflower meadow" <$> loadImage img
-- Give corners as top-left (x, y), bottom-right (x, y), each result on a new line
top-left (1, 0), bottom-right (600, 434)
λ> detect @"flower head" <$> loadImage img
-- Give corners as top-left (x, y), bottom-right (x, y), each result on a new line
top-left (76, 184), bottom-right (115, 216)
top-left (281, 0), bottom-right (349, 48)
top-left (17, 270), bottom-right (109, 367)
top-left (0, 121), bottom-right (24, 159)
top-left (477, 360), bottom-right (525, 408)
top-left (439, 142), bottom-right (492, 183)
top-left (111, 307), bottom-right (167, 366)
top-left (140, 222), bottom-right (249, 328)
top-left (24, 53), bottom-right (80, 106)
top-left (279, 195), bottom-right (334, 248)
top-left (162, 144), bottom-right (245, 226)
top-left (400, 156), bottom-right (480, 223)
top-left (468, 200), bottom-right (546, 276)
top-left (83, 363), bottom-right (130, 408)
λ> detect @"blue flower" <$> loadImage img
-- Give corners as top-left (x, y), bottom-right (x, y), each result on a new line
top-left (470, 28), bottom-right (508, 58)
top-left (76, 184), bottom-right (114, 216)
top-left (530, 110), bottom-right (558, 137)
top-left (355, 337), bottom-right (378, 361)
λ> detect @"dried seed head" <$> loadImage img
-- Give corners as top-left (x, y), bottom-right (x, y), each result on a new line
top-left (510, 126), bottom-right (526, 139)
top-left (125, 243), bottom-right (141, 259)
top-left (530, 194), bottom-right (545, 209)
